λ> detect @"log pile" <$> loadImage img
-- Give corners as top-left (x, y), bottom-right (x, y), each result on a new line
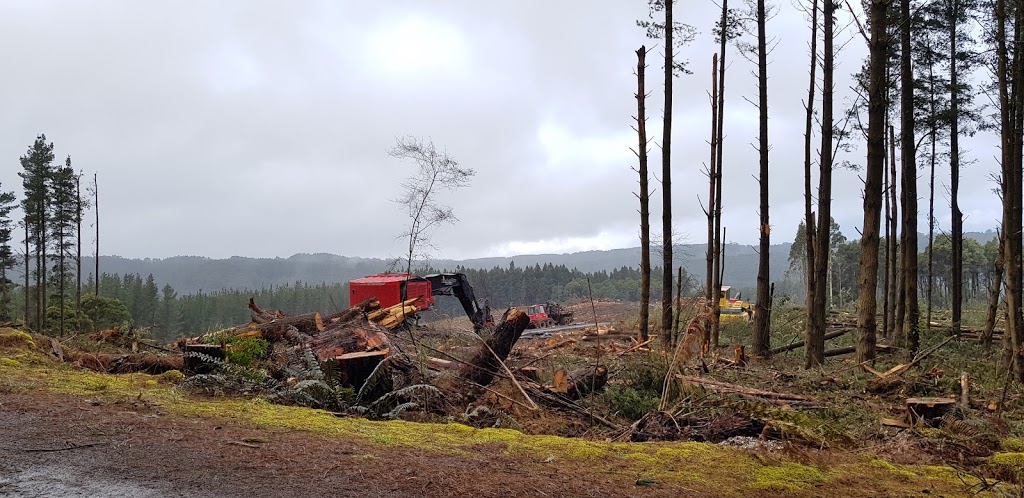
top-left (366, 299), bottom-right (420, 330)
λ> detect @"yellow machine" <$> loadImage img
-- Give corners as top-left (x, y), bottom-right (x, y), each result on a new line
top-left (718, 286), bottom-right (754, 322)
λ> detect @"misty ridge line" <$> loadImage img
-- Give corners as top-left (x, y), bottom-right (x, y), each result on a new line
top-left (8, 230), bottom-right (992, 297)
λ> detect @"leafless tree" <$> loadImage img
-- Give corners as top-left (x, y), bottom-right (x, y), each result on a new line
top-left (634, 46), bottom-right (653, 342)
top-left (389, 137), bottom-right (476, 277)
top-left (752, 0), bottom-right (773, 356)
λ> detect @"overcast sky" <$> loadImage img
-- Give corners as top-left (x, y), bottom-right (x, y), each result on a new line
top-left (0, 0), bottom-right (1004, 261)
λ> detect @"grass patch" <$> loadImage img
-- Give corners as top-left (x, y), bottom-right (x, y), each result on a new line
top-left (752, 462), bottom-right (825, 494)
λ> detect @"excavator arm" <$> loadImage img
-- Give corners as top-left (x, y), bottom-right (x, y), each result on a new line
top-left (423, 273), bottom-right (494, 332)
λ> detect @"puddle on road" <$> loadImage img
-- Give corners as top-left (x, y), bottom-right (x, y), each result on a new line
top-left (0, 464), bottom-right (161, 498)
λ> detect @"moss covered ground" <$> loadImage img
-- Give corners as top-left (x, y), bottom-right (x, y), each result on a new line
top-left (1, 327), bottom-right (1009, 497)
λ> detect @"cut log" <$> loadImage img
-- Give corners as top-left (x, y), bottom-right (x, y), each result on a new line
top-left (960, 372), bottom-right (970, 408)
top-left (824, 344), bottom-right (894, 357)
top-left (459, 307), bottom-right (531, 387)
top-left (302, 325), bottom-right (391, 362)
top-left (518, 366), bottom-right (541, 382)
top-left (323, 350), bottom-right (389, 388)
top-left (68, 351), bottom-right (185, 374)
top-left (906, 397), bottom-right (956, 427)
top-left (768, 328), bottom-right (850, 355)
top-left (566, 365), bottom-right (608, 399)
top-left (880, 417), bottom-right (911, 429)
top-left (676, 375), bottom-right (816, 403)
top-left (733, 344), bottom-right (747, 366)
top-left (248, 297), bottom-right (285, 323)
top-left (183, 344), bottom-right (225, 375)
top-left (325, 298), bottom-right (380, 325)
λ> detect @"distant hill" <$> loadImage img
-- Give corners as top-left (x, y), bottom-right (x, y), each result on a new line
top-left (43, 242), bottom-right (785, 296)
top-left (20, 230), bottom-right (995, 296)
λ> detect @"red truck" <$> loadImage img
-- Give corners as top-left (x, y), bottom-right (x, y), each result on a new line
top-left (525, 302), bottom-right (574, 328)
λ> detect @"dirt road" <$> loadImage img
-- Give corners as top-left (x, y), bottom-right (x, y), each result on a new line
top-left (0, 392), bottom-right (703, 498)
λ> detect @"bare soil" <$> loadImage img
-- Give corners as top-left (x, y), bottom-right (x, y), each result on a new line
top-left (0, 391), bottom-right (709, 498)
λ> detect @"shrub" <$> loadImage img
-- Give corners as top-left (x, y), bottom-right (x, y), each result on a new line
top-left (225, 337), bottom-right (269, 367)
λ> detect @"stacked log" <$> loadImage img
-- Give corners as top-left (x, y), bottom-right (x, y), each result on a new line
top-left (367, 299), bottom-right (420, 330)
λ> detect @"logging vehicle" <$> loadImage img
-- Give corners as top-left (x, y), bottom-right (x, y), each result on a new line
top-left (348, 272), bottom-right (494, 331)
top-left (718, 285), bottom-right (753, 322)
top-left (525, 302), bottom-right (574, 328)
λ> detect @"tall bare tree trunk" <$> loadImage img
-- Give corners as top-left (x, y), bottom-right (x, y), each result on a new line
top-left (949, 0), bottom-right (963, 337)
top-left (888, 125), bottom-right (899, 339)
top-left (706, 52), bottom-right (719, 347)
top-left (983, 230), bottom-right (1004, 346)
top-left (753, 0), bottom-right (771, 356)
top-left (900, 0), bottom-right (920, 354)
top-left (995, 0), bottom-right (1024, 380)
top-left (24, 219), bottom-right (29, 328)
top-left (803, 0), bottom-right (821, 369)
top-left (94, 173), bottom-right (99, 297)
top-left (636, 46), bottom-right (652, 342)
top-left (927, 61), bottom-right (937, 330)
top-left (883, 122), bottom-right (891, 339)
top-left (905, 0), bottom-right (921, 356)
top-left (858, 0), bottom-right (891, 364)
top-left (811, 0), bottom-right (835, 366)
top-left (661, 0), bottom-right (675, 345)
top-left (711, 0), bottom-right (729, 350)
top-left (76, 173), bottom-right (82, 313)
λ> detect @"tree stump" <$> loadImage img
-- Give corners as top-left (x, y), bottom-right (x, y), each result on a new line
top-left (323, 350), bottom-right (389, 388)
top-left (906, 397), bottom-right (956, 427)
top-left (183, 344), bottom-right (225, 375)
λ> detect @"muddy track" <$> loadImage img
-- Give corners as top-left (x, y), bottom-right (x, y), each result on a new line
top-left (0, 391), bottom-right (703, 498)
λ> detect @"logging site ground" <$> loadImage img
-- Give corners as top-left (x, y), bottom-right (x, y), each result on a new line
top-left (3, 299), bottom-right (1024, 497)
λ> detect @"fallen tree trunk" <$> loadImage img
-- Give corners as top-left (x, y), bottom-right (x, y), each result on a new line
top-left (824, 344), bottom-right (894, 357)
top-left (566, 365), bottom-right (608, 399)
top-left (459, 308), bottom-right (530, 387)
top-left (676, 375), bottom-right (815, 402)
top-left (769, 328), bottom-right (850, 355)
top-left (244, 298), bottom-right (382, 341)
top-left (69, 351), bottom-right (184, 375)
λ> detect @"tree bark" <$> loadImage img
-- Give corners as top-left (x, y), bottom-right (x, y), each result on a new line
top-left (637, 46), bottom-right (652, 343)
top-left (661, 0), bottom-right (675, 346)
top-left (949, 0), bottom-right (963, 337)
top-left (1004, 3), bottom-right (1024, 382)
top-left (983, 230), bottom-right (1005, 346)
top-left (94, 173), bottom-right (99, 297)
top-left (927, 59), bottom-right (938, 330)
top-left (858, 0), bottom-right (891, 364)
top-left (76, 173), bottom-right (82, 314)
top-left (24, 218), bottom-right (29, 328)
top-left (711, 0), bottom-right (729, 350)
top-left (459, 307), bottom-right (531, 387)
top-left (753, 0), bottom-right (771, 356)
top-left (883, 123), bottom-right (891, 339)
top-left (802, 0), bottom-right (821, 369)
top-left (706, 52), bottom-right (719, 348)
top-left (810, 0), bottom-right (835, 367)
top-left (900, 0), bottom-right (920, 354)
top-left (888, 125), bottom-right (899, 341)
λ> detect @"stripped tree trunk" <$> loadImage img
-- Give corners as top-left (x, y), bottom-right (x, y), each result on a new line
top-left (636, 46), bottom-right (652, 342)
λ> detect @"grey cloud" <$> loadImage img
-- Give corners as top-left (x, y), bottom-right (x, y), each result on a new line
top-left (0, 0), bottom-right (1004, 262)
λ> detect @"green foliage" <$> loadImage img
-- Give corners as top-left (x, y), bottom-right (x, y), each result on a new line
top-left (598, 353), bottom-right (665, 420)
top-left (0, 180), bottom-right (16, 322)
top-left (78, 294), bottom-right (131, 332)
top-left (224, 337), bottom-right (268, 367)
top-left (44, 305), bottom-right (93, 335)
top-left (602, 385), bottom-right (660, 420)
